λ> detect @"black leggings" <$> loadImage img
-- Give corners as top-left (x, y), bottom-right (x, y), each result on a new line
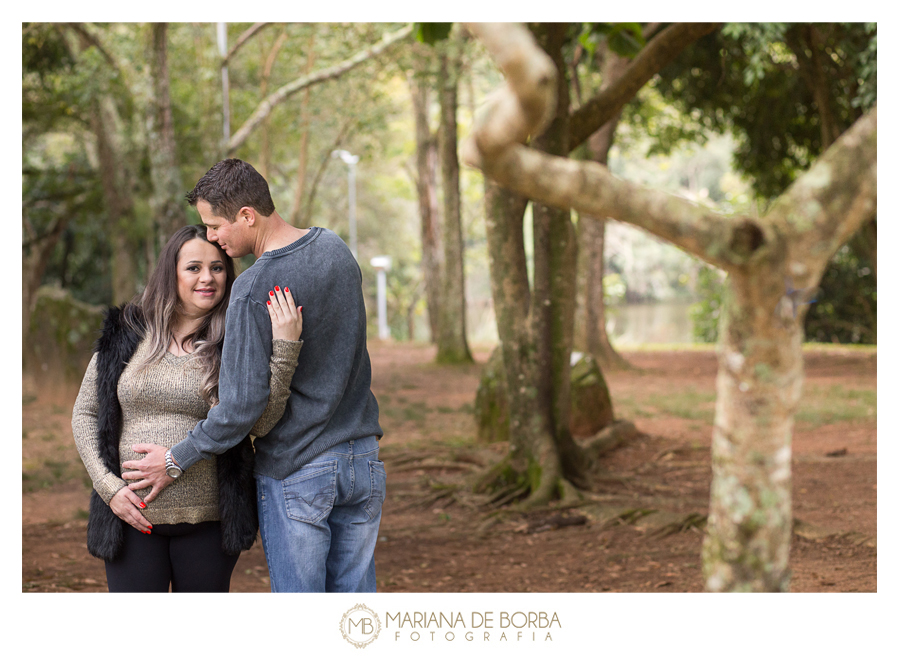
top-left (105, 521), bottom-right (240, 592)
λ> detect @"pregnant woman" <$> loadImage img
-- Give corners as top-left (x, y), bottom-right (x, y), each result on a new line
top-left (72, 225), bottom-right (302, 592)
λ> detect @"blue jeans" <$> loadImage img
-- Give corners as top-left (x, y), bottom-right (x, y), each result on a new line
top-left (256, 436), bottom-right (385, 592)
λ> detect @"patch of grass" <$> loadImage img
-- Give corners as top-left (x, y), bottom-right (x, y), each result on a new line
top-left (22, 457), bottom-right (79, 493)
top-left (796, 385), bottom-right (876, 427)
top-left (615, 390), bottom-right (715, 422)
top-left (644, 391), bottom-right (716, 422)
top-left (23, 394), bottom-right (37, 406)
top-left (436, 406), bottom-right (456, 414)
top-left (402, 402), bottom-right (429, 423)
top-left (612, 396), bottom-right (653, 420)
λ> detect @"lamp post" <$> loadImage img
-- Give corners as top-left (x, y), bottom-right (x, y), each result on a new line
top-left (370, 256), bottom-right (392, 340)
top-left (331, 149), bottom-right (359, 260)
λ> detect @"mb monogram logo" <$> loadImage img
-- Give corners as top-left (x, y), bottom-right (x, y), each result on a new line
top-left (340, 604), bottom-right (382, 648)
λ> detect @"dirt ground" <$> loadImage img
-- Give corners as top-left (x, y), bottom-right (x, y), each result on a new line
top-left (21, 343), bottom-right (876, 593)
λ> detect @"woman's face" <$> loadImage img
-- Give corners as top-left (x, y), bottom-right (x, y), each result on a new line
top-left (176, 238), bottom-right (228, 319)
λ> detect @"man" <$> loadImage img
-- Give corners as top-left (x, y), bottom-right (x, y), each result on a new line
top-left (122, 159), bottom-right (384, 592)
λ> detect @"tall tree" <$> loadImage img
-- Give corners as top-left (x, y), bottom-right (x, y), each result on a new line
top-left (570, 30), bottom-right (639, 370)
top-left (63, 24), bottom-right (144, 305)
top-left (462, 22), bottom-right (876, 592)
top-left (147, 23), bottom-right (188, 250)
top-left (436, 34), bottom-right (473, 363)
top-left (407, 54), bottom-right (443, 343)
top-left (472, 22), bottom-right (717, 505)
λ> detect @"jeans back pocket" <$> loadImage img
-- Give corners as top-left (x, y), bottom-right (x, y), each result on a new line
top-left (282, 461), bottom-right (338, 524)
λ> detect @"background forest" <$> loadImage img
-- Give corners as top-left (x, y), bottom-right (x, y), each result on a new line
top-left (22, 21), bottom-right (876, 374)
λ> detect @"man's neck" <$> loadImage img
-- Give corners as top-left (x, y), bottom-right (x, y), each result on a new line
top-left (253, 212), bottom-right (310, 258)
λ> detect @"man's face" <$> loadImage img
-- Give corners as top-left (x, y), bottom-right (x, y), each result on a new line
top-left (196, 200), bottom-right (251, 258)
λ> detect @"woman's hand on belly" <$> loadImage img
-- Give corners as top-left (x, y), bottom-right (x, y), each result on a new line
top-left (109, 488), bottom-right (153, 534)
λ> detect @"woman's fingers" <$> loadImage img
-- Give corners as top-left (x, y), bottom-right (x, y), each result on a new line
top-left (110, 488), bottom-right (153, 534)
top-left (268, 286), bottom-right (303, 341)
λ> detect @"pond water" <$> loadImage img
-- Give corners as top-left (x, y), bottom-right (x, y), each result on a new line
top-left (606, 300), bottom-right (697, 345)
top-left (416, 300), bottom-right (700, 346)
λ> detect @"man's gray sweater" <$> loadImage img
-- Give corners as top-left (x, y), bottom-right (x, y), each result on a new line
top-left (170, 227), bottom-right (382, 479)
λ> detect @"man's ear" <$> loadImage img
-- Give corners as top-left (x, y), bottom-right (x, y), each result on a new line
top-left (238, 206), bottom-right (256, 226)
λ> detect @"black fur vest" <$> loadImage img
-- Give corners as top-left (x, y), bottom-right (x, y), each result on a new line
top-left (86, 305), bottom-right (258, 560)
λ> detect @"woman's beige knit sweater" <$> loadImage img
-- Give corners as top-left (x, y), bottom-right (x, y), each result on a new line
top-left (72, 337), bottom-right (302, 526)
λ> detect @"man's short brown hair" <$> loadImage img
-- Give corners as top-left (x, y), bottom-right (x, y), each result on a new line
top-left (186, 158), bottom-right (276, 221)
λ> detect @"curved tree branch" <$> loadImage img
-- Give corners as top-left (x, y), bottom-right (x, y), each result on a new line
top-left (769, 106), bottom-right (877, 275)
top-left (221, 22), bottom-right (274, 67)
top-left (461, 23), bottom-right (761, 270)
top-left (567, 22), bottom-right (719, 151)
top-left (226, 23), bottom-right (414, 155)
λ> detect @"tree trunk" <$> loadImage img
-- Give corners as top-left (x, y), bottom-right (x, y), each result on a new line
top-left (701, 267), bottom-right (803, 592)
top-left (92, 95), bottom-right (141, 304)
top-left (22, 213), bottom-right (69, 339)
top-left (288, 33), bottom-right (316, 226)
top-left (435, 41), bottom-right (473, 363)
top-left (409, 69), bottom-right (443, 343)
top-left (148, 23), bottom-right (187, 250)
top-left (577, 49), bottom-right (631, 370)
top-left (480, 181), bottom-right (563, 505)
top-left (529, 24), bottom-right (587, 486)
top-left (259, 28), bottom-right (289, 182)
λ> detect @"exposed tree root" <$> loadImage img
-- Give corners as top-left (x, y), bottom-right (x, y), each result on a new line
top-left (581, 419), bottom-right (639, 459)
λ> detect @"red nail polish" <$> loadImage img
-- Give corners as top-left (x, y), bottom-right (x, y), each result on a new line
top-left (269, 291), bottom-right (274, 296)
top-left (285, 287), bottom-right (289, 293)
top-left (267, 301), bottom-right (271, 306)
top-left (139, 502), bottom-right (146, 509)
top-left (275, 286), bottom-right (280, 292)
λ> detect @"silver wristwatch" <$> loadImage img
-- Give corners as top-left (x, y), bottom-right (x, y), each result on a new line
top-left (165, 449), bottom-right (183, 479)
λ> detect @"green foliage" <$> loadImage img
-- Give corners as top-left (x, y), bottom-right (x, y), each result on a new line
top-left (651, 23), bottom-right (876, 346)
top-left (22, 23), bottom-right (74, 78)
top-left (803, 244), bottom-right (876, 344)
top-left (689, 265), bottom-right (727, 343)
top-left (24, 155), bottom-right (111, 304)
top-left (577, 23), bottom-right (646, 59)
top-left (653, 22), bottom-right (876, 200)
top-left (415, 23), bottom-right (453, 45)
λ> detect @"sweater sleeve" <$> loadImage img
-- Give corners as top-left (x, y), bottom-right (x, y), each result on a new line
top-left (170, 292), bottom-right (274, 470)
top-left (71, 354), bottom-right (128, 505)
top-left (249, 338), bottom-right (303, 437)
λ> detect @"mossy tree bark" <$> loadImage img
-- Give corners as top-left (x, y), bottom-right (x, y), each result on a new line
top-left (148, 23), bottom-right (188, 251)
top-left (576, 45), bottom-right (631, 370)
top-left (475, 23), bottom-right (714, 505)
top-left (482, 181), bottom-right (563, 504)
top-left (408, 61), bottom-right (444, 343)
top-left (436, 38), bottom-right (474, 364)
top-left (462, 22), bottom-right (876, 591)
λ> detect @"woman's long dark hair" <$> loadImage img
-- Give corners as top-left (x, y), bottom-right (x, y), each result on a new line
top-left (126, 225), bottom-right (236, 405)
